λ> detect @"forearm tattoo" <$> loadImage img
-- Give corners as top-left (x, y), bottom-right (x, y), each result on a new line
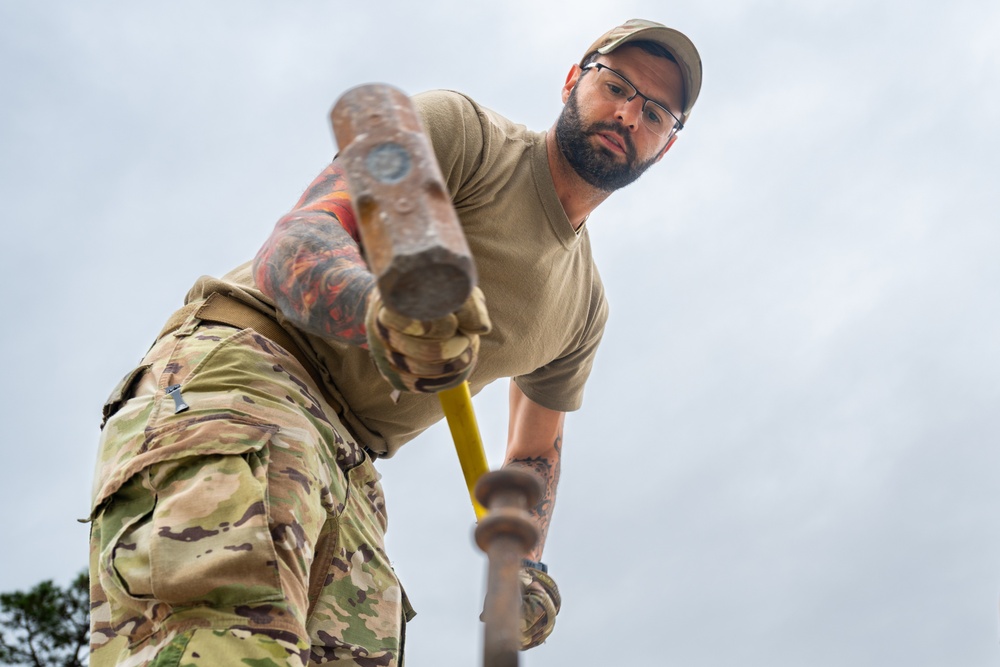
top-left (505, 430), bottom-right (563, 560)
top-left (253, 162), bottom-right (374, 345)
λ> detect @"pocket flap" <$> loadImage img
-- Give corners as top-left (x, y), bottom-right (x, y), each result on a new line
top-left (101, 364), bottom-right (151, 429)
top-left (91, 414), bottom-right (278, 517)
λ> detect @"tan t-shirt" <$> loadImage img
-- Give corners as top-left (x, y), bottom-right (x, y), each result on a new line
top-left (186, 90), bottom-right (608, 457)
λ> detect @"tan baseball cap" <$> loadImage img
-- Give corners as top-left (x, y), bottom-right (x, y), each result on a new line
top-left (581, 19), bottom-right (703, 122)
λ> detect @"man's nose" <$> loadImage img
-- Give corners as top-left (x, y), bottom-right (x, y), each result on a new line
top-left (615, 97), bottom-right (643, 130)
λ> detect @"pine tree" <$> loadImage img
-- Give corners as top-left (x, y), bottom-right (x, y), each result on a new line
top-left (0, 570), bottom-right (89, 667)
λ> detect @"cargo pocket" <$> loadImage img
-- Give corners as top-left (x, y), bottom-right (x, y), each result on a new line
top-left (93, 415), bottom-right (286, 646)
top-left (145, 447), bottom-right (284, 608)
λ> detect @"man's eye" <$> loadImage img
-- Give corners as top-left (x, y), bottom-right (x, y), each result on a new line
top-left (605, 83), bottom-right (627, 97)
top-left (645, 107), bottom-right (664, 125)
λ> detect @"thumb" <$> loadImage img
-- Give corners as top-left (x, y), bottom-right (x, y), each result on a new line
top-left (455, 286), bottom-right (491, 335)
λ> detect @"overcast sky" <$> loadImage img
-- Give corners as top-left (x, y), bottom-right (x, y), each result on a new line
top-left (2, 1), bottom-right (999, 665)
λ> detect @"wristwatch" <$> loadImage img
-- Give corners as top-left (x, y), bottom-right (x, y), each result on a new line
top-left (521, 558), bottom-right (548, 573)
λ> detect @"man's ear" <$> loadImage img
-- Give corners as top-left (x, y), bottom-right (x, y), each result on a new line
top-left (561, 64), bottom-right (582, 103)
top-left (655, 134), bottom-right (679, 162)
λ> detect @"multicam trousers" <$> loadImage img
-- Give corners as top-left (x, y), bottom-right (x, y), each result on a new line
top-left (89, 310), bottom-right (413, 666)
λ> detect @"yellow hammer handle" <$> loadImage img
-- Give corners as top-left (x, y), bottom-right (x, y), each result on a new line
top-left (438, 381), bottom-right (489, 520)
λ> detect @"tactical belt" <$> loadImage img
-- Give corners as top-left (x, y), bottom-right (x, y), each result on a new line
top-left (157, 293), bottom-right (344, 418)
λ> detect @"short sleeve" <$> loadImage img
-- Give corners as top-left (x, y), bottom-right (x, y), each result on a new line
top-left (513, 278), bottom-right (609, 412)
top-left (412, 90), bottom-right (486, 200)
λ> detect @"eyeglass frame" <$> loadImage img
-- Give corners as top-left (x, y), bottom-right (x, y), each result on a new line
top-left (580, 62), bottom-right (685, 136)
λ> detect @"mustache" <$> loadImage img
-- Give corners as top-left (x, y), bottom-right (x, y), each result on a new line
top-left (588, 122), bottom-right (636, 159)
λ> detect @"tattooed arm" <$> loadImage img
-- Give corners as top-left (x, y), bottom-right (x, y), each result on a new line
top-left (252, 160), bottom-right (374, 345)
top-left (503, 380), bottom-right (566, 561)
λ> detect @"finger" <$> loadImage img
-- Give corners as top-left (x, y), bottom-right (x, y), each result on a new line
top-left (379, 308), bottom-right (458, 339)
top-left (520, 589), bottom-right (558, 649)
top-left (378, 325), bottom-right (472, 362)
top-left (386, 336), bottom-right (477, 376)
top-left (384, 359), bottom-right (476, 393)
top-left (366, 302), bottom-right (408, 392)
top-left (455, 287), bottom-right (492, 335)
top-left (528, 569), bottom-right (561, 611)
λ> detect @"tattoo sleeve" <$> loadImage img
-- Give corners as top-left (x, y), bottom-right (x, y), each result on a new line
top-left (252, 161), bottom-right (374, 345)
top-left (504, 428), bottom-right (563, 561)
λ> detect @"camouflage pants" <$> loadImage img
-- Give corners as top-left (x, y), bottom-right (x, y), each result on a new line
top-left (89, 312), bottom-right (414, 666)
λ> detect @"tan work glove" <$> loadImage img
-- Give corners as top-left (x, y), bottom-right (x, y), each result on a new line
top-left (520, 565), bottom-right (561, 650)
top-left (365, 286), bottom-right (491, 393)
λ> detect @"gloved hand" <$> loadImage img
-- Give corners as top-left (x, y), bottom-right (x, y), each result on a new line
top-left (365, 286), bottom-right (491, 393)
top-left (520, 565), bottom-right (561, 650)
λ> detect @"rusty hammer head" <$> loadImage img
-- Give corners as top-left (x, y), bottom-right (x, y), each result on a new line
top-left (331, 84), bottom-right (476, 321)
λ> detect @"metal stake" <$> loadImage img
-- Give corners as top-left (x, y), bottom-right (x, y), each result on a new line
top-left (474, 469), bottom-right (543, 667)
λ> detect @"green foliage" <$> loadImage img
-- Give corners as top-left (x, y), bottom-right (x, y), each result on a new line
top-left (0, 570), bottom-right (89, 667)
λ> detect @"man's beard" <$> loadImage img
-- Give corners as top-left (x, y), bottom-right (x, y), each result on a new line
top-left (555, 87), bottom-right (660, 192)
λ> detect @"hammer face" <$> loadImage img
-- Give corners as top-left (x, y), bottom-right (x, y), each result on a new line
top-left (364, 142), bottom-right (412, 183)
top-left (331, 84), bottom-right (477, 321)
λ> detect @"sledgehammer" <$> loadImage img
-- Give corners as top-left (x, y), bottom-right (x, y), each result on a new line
top-left (331, 84), bottom-right (490, 519)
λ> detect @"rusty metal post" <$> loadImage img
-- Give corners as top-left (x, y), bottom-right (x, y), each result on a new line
top-left (474, 469), bottom-right (543, 667)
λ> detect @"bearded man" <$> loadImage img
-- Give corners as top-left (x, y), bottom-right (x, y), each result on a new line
top-left (89, 18), bottom-right (702, 666)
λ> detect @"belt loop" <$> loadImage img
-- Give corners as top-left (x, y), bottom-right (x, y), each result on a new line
top-left (156, 302), bottom-right (201, 340)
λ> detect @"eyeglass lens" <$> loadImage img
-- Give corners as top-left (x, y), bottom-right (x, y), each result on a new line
top-left (593, 67), bottom-right (677, 136)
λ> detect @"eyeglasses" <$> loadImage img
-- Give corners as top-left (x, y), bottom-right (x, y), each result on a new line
top-left (581, 63), bottom-right (684, 137)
